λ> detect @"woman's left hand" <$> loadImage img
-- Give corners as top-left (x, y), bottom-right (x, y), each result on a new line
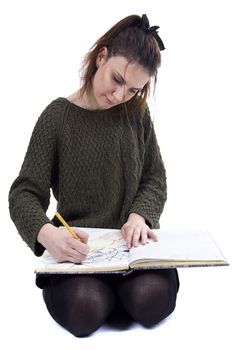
top-left (121, 213), bottom-right (157, 248)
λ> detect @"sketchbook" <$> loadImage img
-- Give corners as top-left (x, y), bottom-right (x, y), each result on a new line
top-left (35, 228), bottom-right (229, 274)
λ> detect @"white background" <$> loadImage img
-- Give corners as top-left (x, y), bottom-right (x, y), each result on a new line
top-left (1, 0), bottom-right (232, 349)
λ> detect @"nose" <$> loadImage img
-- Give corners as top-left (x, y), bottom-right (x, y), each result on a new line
top-left (112, 86), bottom-right (125, 102)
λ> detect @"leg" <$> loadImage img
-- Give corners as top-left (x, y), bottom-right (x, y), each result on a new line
top-left (117, 269), bottom-right (179, 327)
top-left (42, 274), bottom-right (115, 337)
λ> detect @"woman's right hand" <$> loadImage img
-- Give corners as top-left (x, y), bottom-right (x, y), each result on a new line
top-left (37, 223), bottom-right (89, 263)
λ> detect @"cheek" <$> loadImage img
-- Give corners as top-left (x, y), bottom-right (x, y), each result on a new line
top-left (94, 71), bottom-right (108, 95)
top-left (124, 92), bottom-right (136, 102)
top-left (100, 68), bottom-right (115, 91)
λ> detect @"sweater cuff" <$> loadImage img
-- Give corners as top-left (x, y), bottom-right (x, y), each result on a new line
top-left (34, 240), bottom-right (46, 256)
top-left (30, 217), bottom-right (52, 256)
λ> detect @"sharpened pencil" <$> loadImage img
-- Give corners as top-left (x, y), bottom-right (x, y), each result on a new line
top-left (55, 212), bottom-right (80, 240)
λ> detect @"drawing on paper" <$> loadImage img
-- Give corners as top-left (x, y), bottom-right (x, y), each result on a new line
top-left (41, 230), bottom-right (129, 268)
top-left (83, 231), bottom-right (128, 265)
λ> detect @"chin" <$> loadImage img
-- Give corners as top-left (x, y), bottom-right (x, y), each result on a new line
top-left (94, 94), bottom-right (117, 110)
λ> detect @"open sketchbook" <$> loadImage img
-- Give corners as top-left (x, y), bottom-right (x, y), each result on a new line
top-left (35, 228), bottom-right (229, 274)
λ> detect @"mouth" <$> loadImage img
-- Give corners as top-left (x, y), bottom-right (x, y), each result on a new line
top-left (105, 96), bottom-right (114, 106)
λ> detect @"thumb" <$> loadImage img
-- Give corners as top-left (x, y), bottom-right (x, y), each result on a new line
top-left (72, 227), bottom-right (89, 243)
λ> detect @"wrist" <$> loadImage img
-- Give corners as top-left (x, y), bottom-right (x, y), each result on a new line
top-left (128, 213), bottom-right (145, 223)
top-left (37, 223), bottom-right (56, 246)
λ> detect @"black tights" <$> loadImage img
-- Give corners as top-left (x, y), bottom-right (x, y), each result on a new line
top-left (42, 269), bottom-right (179, 337)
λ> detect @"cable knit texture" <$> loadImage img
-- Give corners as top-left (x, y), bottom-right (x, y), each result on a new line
top-left (9, 97), bottom-right (167, 256)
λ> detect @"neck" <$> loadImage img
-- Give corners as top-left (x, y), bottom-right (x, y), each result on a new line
top-left (70, 89), bottom-right (98, 110)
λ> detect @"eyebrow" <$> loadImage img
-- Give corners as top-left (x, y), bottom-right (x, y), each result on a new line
top-left (113, 70), bottom-right (143, 91)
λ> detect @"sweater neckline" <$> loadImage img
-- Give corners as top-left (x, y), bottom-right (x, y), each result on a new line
top-left (61, 97), bottom-right (126, 115)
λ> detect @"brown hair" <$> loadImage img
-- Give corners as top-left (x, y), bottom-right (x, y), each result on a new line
top-left (79, 15), bottom-right (162, 108)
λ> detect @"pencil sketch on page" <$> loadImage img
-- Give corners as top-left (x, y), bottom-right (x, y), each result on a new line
top-left (41, 229), bottom-right (129, 268)
top-left (84, 231), bottom-right (128, 265)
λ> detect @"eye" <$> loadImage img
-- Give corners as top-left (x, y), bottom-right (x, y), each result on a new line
top-left (113, 75), bottom-right (122, 85)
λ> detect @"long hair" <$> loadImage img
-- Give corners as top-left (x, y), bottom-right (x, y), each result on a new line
top-left (79, 15), bottom-right (162, 108)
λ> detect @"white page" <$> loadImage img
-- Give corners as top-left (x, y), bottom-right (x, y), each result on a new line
top-left (129, 229), bottom-right (227, 263)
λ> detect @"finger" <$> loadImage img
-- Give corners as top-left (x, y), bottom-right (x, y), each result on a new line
top-left (140, 227), bottom-right (148, 245)
top-left (70, 238), bottom-right (90, 256)
top-left (132, 228), bottom-right (141, 247)
top-left (66, 256), bottom-right (81, 263)
top-left (72, 227), bottom-right (89, 243)
top-left (121, 226), bottom-right (134, 248)
top-left (53, 247), bottom-right (86, 264)
top-left (56, 238), bottom-right (89, 262)
top-left (148, 229), bottom-right (158, 241)
top-left (69, 247), bottom-right (88, 262)
top-left (61, 253), bottom-right (85, 264)
top-left (64, 244), bottom-right (89, 262)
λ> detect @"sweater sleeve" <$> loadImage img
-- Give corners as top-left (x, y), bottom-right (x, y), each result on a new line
top-left (128, 107), bottom-right (167, 229)
top-left (8, 99), bottom-right (63, 256)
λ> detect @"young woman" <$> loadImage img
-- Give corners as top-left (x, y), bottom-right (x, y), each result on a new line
top-left (9, 14), bottom-right (179, 337)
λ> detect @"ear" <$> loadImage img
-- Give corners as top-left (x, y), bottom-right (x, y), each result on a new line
top-left (96, 47), bottom-right (108, 67)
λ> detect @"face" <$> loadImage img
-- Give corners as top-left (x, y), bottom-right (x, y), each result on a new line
top-left (89, 49), bottom-right (150, 110)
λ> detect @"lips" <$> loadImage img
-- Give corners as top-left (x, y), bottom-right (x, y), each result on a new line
top-left (105, 96), bottom-right (114, 105)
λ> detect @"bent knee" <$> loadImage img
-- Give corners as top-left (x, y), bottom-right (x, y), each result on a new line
top-left (43, 284), bottom-right (114, 337)
top-left (119, 272), bottom-right (179, 327)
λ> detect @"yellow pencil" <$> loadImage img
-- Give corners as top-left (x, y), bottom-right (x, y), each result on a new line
top-left (55, 212), bottom-right (80, 241)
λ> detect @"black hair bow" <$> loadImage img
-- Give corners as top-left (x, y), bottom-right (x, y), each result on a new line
top-left (141, 14), bottom-right (165, 51)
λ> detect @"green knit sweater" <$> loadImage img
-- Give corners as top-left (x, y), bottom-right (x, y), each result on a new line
top-left (9, 97), bottom-right (167, 257)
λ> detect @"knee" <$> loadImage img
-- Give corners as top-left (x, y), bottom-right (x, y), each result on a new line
top-left (43, 282), bottom-right (115, 337)
top-left (139, 278), bottom-right (178, 327)
top-left (118, 272), bottom-right (178, 328)
top-left (68, 292), bottom-right (114, 337)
